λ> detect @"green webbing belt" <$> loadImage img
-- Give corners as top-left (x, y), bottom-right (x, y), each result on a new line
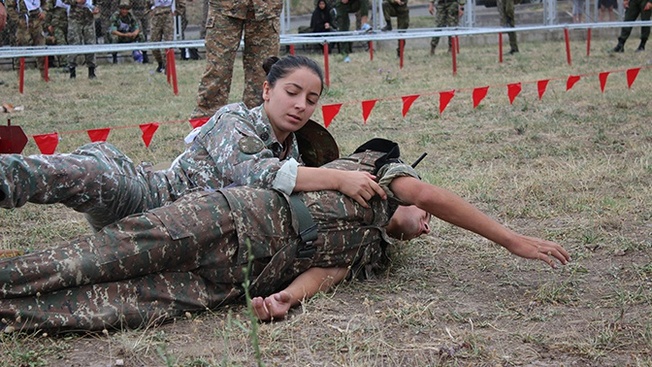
top-left (289, 194), bottom-right (318, 258)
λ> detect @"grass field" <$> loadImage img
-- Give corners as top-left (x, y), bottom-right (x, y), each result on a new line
top-left (1, 34), bottom-right (651, 366)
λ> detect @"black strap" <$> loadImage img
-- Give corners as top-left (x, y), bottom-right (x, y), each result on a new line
top-left (289, 194), bottom-right (318, 258)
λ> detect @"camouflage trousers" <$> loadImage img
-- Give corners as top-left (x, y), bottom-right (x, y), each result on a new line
top-left (191, 12), bottom-right (280, 119)
top-left (497, 0), bottom-right (518, 51)
top-left (151, 9), bottom-right (174, 64)
top-left (383, 2), bottom-right (409, 30)
top-left (14, 16), bottom-right (46, 71)
top-left (0, 142), bottom-right (188, 231)
top-left (431, 2), bottom-right (459, 49)
top-left (0, 191), bottom-right (249, 333)
top-left (67, 18), bottom-right (97, 68)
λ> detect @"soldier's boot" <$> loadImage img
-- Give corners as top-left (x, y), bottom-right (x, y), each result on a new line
top-left (180, 48), bottom-right (188, 60)
top-left (156, 62), bottom-right (165, 73)
top-left (69, 67), bottom-right (76, 79)
top-left (142, 51), bottom-right (150, 64)
top-left (636, 38), bottom-right (647, 52)
top-left (189, 48), bottom-right (199, 60)
top-left (112, 53), bottom-right (118, 64)
top-left (88, 67), bottom-right (97, 79)
top-left (612, 38), bottom-right (625, 53)
top-left (382, 22), bottom-right (392, 31)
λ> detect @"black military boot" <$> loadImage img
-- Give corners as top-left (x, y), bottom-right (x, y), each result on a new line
top-left (88, 67), bottom-right (97, 79)
top-left (189, 48), bottom-right (199, 60)
top-left (156, 62), bottom-right (165, 73)
top-left (180, 48), bottom-right (188, 60)
top-left (69, 66), bottom-right (76, 79)
top-left (612, 39), bottom-right (625, 53)
top-left (382, 23), bottom-right (392, 31)
top-left (636, 38), bottom-right (647, 52)
top-left (142, 51), bottom-right (150, 64)
top-left (112, 53), bottom-right (118, 64)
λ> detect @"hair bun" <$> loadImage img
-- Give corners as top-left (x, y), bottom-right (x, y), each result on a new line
top-left (263, 56), bottom-right (281, 75)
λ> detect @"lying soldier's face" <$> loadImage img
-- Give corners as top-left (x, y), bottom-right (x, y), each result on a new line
top-left (385, 206), bottom-right (431, 241)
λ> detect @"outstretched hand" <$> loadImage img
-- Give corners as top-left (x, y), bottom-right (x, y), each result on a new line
top-left (334, 170), bottom-right (387, 208)
top-left (504, 234), bottom-right (571, 268)
top-left (251, 290), bottom-right (293, 321)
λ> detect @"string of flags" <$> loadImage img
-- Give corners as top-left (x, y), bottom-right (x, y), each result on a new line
top-left (12, 65), bottom-right (648, 155)
top-left (321, 66), bottom-right (647, 127)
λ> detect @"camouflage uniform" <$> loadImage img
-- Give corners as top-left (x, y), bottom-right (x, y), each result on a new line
top-left (44, 0), bottom-right (68, 45)
top-left (496, 0), bottom-right (518, 53)
top-left (0, 146), bottom-right (418, 333)
top-left (150, 0), bottom-right (174, 69)
top-left (334, 0), bottom-right (369, 54)
top-left (130, 0), bottom-right (148, 41)
top-left (65, 0), bottom-right (97, 70)
top-left (0, 103), bottom-right (303, 231)
top-left (190, 0), bottom-right (283, 119)
top-left (430, 0), bottom-right (464, 53)
top-left (5, 0), bottom-right (48, 73)
top-left (382, 0), bottom-right (409, 30)
top-left (106, 8), bottom-right (145, 43)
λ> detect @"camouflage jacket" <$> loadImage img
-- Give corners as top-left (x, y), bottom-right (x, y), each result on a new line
top-left (5, 0), bottom-right (48, 23)
top-left (233, 148), bottom-right (420, 297)
top-left (45, 0), bottom-right (68, 29)
top-left (108, 9), bottom-right (139, 33)
top-left (64, 0), bottom-right (94, 22)
top-left (211, 0), bottom-right (282, 20)
top-left (164, 102), bottom-right (303, 198)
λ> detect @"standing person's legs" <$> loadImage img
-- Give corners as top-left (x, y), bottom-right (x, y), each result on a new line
top-left (336, 0), bottom-right (353, 54)
top-left (614, 0), bottom-right (642, 50)
top-left (82, 20), bottom-right (97, 77)
top-left (638, 6), bottom-right (651, 50)
top-left (242, 16), bottom-right (280, 108)
top-left (67, 20), bottom-right (80, 77)
top-left (191, 12), bottom-right (243, 119)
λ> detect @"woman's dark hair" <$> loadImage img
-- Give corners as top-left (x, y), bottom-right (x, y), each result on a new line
top-left (262, 55), bottom-right (325, 95)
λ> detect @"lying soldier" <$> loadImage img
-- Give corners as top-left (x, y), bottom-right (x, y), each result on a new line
top-left (0, 139), bottom-right (570, 333)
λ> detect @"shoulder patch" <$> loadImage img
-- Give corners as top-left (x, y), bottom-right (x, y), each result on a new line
top-left (238, 136), bottom-right (265, 154)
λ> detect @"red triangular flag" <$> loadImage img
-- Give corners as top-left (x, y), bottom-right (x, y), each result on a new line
top-left (321, 103), bottom-right (342, 128)
top-left (189, 116), bottom-right (210, 129)
top-left (401, 94), bottom-right (420, 117)
top-left (626, 67), bottom-right (640, 89)
top-left (507, 82), bottom-right (522, 105)
top-left (361, 99), bottom-right (378, 124)
top-left (598, 72), bottom-right (610, 93)
top-left (566, 75), bottom-right (581, 91)
top-left (33, 132), bottom-right (59, 154)
top-left (439, 90), bottom-right (455, 114)
top-left (87, 128), bottom-right (111, 142)
top-left (139, 123), bottom-right (160, 148)
top-left (537, 79), bottom-right (549, 100)
top-left (472, 86), bottom-right (489, 108)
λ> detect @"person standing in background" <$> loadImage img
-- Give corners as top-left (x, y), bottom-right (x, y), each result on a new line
top-left (5, 0), bottom-right (48, 78)
top-left (428, 0), bottom-right (463, 55)
top-left (611, 0), bottom-right (651, 52)
top-left (150, 0), bottom-right (175, 73)
top-left (496, 0), bottom-right (518, 54)
top-left (65, 0), bottom-right (98, 79)
top-left (189, 0), bottom-right (283, 120)
top-left (130, 0), bottom-right (149, 63)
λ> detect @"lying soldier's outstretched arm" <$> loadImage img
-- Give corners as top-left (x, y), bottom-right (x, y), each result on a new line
top-left (252, 267), bottom-right (348, 321)
top-left (389, 176), bottom-right (571, 268)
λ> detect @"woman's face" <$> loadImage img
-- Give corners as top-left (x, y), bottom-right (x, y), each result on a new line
top-left (319, 1), bottom-right (326, 9)
top-left (263, 67), bottom-right (322, 142)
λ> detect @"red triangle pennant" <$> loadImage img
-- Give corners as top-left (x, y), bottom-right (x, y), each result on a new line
top-left (626, 67), bottom-right (640, 89)
top-left (321, 103), bottom-right (342, 128)
top-left (189, 116), bottom-right (210, 129)
top-left (439, 90), bottom-right (455, 114)
top-left (33, 132), bottom-right (59, 154)
top-left (361, 99), bottom-right (378, 124)
top-left (87, 128), bottom-right (111, 142)
top-left (472, 86), bottom-right (489, 108)
top-left (401, 94), bottom-right (420, 117)
top-left (139, 123), bottom-right (160, 148)
top-left (566, 75), bottom-right (581, 91)
top-left (598, 72), bottom-right (610, 93)
top-left (507, 83), bottom-right (522, 105)
top-left (537, 79), bottom-right (549, 100)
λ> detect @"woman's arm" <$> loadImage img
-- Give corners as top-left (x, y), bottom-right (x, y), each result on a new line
top-left (251, 267), bottom-right (348, 321)
top-left (294, 167), bottom-right (387, 208)
top-left (389, 176), bottom-right (571, 267)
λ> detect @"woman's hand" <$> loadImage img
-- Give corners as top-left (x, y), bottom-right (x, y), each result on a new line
top-left (503, 234), bottom-right (571, 268)
top-left (333, 170), bottom-right (387, 208)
